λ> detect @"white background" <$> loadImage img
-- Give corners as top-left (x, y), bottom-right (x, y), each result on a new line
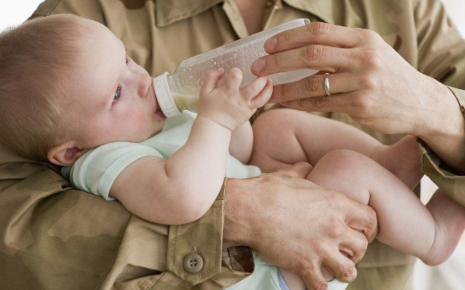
top-left (0, 0), bottom-right (464, 289)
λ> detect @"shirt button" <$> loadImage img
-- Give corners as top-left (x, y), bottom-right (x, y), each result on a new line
top-left (183, 253), bottom-right (204, 273)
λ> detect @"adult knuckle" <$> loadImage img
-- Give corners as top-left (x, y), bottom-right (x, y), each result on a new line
top-left (304, 45), bottom-right (324, 62)
top-left (329, 188), bottom-right (346, 202)
top-left (298, 258), bottom-right (316, 276)
top-left (352, 251), bottom-right (364, 264)
top-left (304, 77), bottom-right (322, 94)
top-left (309, 22), bottom-right (331, 37)
top-left (306, 96), bottom-right (328, 110)
top-left (360, 74), bottom-right (377, 90)
top-left (314, 281), bottom-right (328, 290)
top-left (265, 55), bottom-right (278, 70)
top-left (363, 29), bottom-right (382, 43)
top-left (324, 189), bottom-right (343, 205)
top-left (339, 263), bottom-right (355, 278)
top-left (277, 84), bottom-right (293, 99)
top-left (340, 264), bottom-right (357, 282)
top-left (353, 94), bottom-right (371, 112)
top-left (276, 32), bottom-right (291, 48)
top-left (360, 237), bottom-right (369, 252)
top-left (353, 232), bottom-right (370, 254)
top-left (363, 50), bottom-right (382, 70)
top-left (327, 216), bottom-right (346, 238)
top-left (366, 208), bottom-right (378, 230)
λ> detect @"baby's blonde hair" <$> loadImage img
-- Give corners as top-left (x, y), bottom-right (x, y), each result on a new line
top-left (0, 14), bottom-right (83, 161)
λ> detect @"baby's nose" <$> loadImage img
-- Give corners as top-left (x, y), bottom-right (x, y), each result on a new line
top-left (138, 73), bottom-right (152, 98)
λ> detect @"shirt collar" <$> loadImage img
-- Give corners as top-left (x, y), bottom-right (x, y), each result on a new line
top-left (155, 0), bottom-right (336, 27)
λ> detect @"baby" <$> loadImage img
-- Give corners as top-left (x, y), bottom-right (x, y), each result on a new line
top-left (1, 14), bottom-right (464, 290)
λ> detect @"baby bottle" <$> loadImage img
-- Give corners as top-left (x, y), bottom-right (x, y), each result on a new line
top-left (153, 18), bottom-right (318, 117)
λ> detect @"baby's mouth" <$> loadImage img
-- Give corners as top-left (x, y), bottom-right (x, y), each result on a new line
top-left (151, 84), bottom-right (167, 120)
top-left (155, 109), bottom-right (167, 120)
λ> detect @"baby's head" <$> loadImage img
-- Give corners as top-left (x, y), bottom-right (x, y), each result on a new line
top-left (0, 15), bottom-right (166, 166)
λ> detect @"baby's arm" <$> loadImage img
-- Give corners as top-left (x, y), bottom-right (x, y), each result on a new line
top-left (111, 68), bottom-right (272, 225)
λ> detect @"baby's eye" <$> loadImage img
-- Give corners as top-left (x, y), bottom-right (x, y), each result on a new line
top-left (114, 86), bottom-right (122, 102)
top-left (126, 57), bottom-right (129, 65)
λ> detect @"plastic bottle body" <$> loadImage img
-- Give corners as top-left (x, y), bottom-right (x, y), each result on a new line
top-left (153, 18), bottom-right (318, 117)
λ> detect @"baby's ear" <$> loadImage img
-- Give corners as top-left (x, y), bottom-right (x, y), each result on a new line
top-left (47, 142), bottom-right (87, 167)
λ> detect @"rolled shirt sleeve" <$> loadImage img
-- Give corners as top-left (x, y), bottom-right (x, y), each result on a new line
top-left (420, 87), bottom-right (465, 207)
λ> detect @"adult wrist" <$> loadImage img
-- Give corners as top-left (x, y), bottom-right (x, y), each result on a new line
top-left (415, 81), bottom-right (465, 172)
top-left (223, 178), bottom-right (261, 249)
top-left (415, 81), bottom-right (463, 141)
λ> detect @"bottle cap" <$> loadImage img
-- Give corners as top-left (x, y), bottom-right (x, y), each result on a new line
top-left (153, 72), bottom-right (181, 118)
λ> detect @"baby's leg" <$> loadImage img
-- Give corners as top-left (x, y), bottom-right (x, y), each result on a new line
top-left (250, 109), bottom-right (380, 172)
top-left (250, 109), bottom-right (423, 188)
top-left (306, 150), bottom-right (460, 262)
top-left (280, 150), bottom-right (465, 290)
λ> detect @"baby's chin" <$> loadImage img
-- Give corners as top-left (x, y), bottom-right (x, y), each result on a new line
top-left (150, 123), bottom-right (165, 138)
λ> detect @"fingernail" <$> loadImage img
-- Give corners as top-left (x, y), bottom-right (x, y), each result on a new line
top-left (252, 58), bottom-right (266, 73)
top-left (265, 37), bottom-right (277, 52)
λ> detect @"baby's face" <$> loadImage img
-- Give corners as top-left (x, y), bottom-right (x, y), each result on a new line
top-left (67, 18), bottom-right (166, 150)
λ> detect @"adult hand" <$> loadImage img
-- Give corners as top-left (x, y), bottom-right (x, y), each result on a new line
top-left (223, 162), bottom-right (378, 290)
top-left (251, 22), bottom-right (455, 138)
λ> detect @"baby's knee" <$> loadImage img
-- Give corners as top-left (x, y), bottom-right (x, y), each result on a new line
top-left (319, 149), bottom-right (374, 172)
top-left (252, 109), bottom-right (299, 140)
top-left (312, 150), bottom-right (374, 204)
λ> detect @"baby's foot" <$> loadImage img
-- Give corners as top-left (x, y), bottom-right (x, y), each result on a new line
top-left (420, 190), bottom-right (465, 266)
top-left (374, 136), bottom-right (424, 189)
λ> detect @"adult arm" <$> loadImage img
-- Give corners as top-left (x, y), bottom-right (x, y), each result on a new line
top-left (223, 163), bottom-right (377, 290)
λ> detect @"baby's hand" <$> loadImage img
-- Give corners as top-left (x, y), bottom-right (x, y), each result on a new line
top-left (198, 67), bottom-right (272, 131)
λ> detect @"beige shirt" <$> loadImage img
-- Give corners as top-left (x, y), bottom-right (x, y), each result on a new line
top-left (1, 0), bottom-right (465, 289)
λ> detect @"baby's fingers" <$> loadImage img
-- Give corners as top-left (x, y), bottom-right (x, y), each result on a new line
top-left (201, 68), bottom-right (224, 94)
top-left (224, 67), bottom-right (243, 91)
top-left (250, 79), bottom-right (273, 108)
top-left (241, 77), bottom-right (268, 100)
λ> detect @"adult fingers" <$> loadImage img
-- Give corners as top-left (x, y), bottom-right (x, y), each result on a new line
top-left (201, 67), bottom-right (224, 93)
top-left (275, 162), bottom-right (313, 179)
top-left (250, 79), bottom-right (273, 108)
top-left (241, 77), bottom-right (268, 100)
top-left (252, 45), bottom-right (353, 76)
top-left (343, 199), bottom-right (378, 243)
top-left (264, 22), bottom-right (367, 54)
top-left (224, 67), bottom-right (243, 91)
top-left (279, 93), bottom-right (358, 115)
top-left (300, 262), bottom-right (329, 290)
top-left (339, 230), bottom-right (369, 264)
top-left (322, 250), bottom-right (357, 283)
top-left (269, 72), bottom-right (358, 103)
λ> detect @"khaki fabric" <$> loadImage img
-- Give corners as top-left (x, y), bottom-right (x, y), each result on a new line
top-left (1, 0), bottom-right (464, 289)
